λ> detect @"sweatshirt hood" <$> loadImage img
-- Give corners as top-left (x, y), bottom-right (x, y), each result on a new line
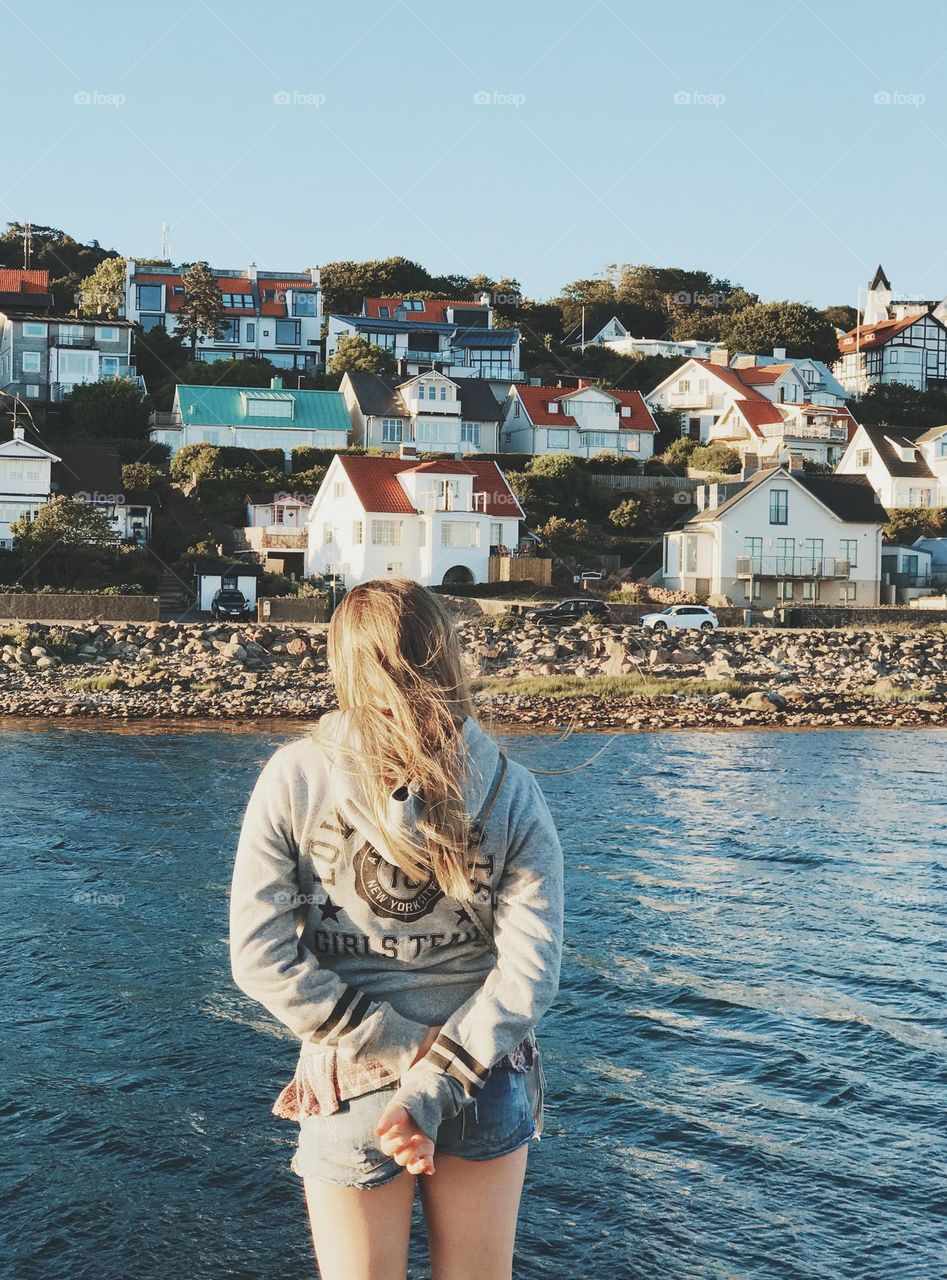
top-left (314, 709), bottom-right (501, 867)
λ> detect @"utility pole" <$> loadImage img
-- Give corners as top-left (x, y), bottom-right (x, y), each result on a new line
top-left (22, 222), bottom-right (32, 269)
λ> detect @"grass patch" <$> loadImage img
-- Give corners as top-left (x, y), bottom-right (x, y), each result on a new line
top-left (191, 679), bottom-right (223, 694)
top-left (474, 673), bottom-right (745, 700)
top-left (67, 673), bottom-right (127, 693)
top-left (867, 679), bottom-right (931, 703)
top-left (0, 624), bottom-right (31, 649)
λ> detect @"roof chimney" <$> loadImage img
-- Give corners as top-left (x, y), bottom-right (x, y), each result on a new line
top-left (396, 358), bottom-right (408, 379)
top-left (479, 292), bottom-right (492, 306)
top-left (773, 347), bottom-right (786, 360)
top-left (13, 424), bottom-right (25, 441)
top-left (399, 443), bottom-right (418, 459)
top-left (709, 347), bottom-right (729, 366)
top-left (246, 263), bottom-right (258, 282)
top-left (271, 375), bottom-right (283, 390)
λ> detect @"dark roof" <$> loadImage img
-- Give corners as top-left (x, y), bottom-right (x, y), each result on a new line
top-left (50, 444), bottom-right (123, 498)
top-left (858, 424), bottom-right (935, 478)
top-left (345, 372), bottom-right (502, 423)
top-left (691, 467), bottom-right (885, 525)
top-left (869, 265), bottom-right (891, 291)
top-left (192, 557), bottom-right (264, 578)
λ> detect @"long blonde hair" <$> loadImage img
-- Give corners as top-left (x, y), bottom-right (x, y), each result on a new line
top-left (322, 579), bottom-right (479, 901)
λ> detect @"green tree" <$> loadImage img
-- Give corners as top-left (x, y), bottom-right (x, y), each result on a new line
top-left (882, 508), bottom-right (947, 544)
top-left (133, 325), bottom-right (190, 409)
top-left (176, 261), bottom-right (225, 357)
top-left (328, 334), bottom-right (396, 375)
top-left (608, 498), bottom-right (642, 530)
top-left (78, 256), bottom-right (127, 317)
top-left (121, 462), bottom-right (168, 493)
top-left (719, 300), bottom-right (839, 364)
top-left (11, 496), bottom-right (116, 586)
top-left (661, 436), bottom-right (699, 469)
top-left (533, 516), bottom-right (591, 551)
top-left (0, 223), bottom-right (119, 312)
top-left (822, 304), bottom-right (858, 333)
top-left (690, 443), bottom-right (741, 473)
top-left (849, 383), bottom-right (947, 432)
top-left (68, 377), bottom-right (150, 440)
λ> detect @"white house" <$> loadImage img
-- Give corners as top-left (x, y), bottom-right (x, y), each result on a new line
top-left (707, 398), bottom-right (856, 468)
top-left (243, 492), bottom-right (308, 577)
top-left (730, 350), bottom-right (849, 407)
top-left (124, 261), bottom-right (323, 372)
top-left (0, 426), bottom-right (58, 547)
top-left (326, 295), bottom-right (522, 383)
top-left (305, 453), bottom-right (524, 588)
top-left (340, 369), bottom-right (502, 454)
top-left (563, 315), bottom-right (725, 360)
top-left (646, 356), bottom-right (766, 442)
top-left (834, 265), bottom-right (947, 395)
top-left (663, 466), bottom-right (885, 606)
top-left (836, 422), bottom-right (947, 509)
top-left (150, 378), bottom-right (350, 459)
top-left (501, 383), bottom-right (657, 459)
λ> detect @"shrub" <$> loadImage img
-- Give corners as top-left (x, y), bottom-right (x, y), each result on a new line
top-left (661, 436), bottom-right (699, 470)
top-left (689, 443), bottom-right (741, 474)
top-left (608, 497), bottom-right (642, 531)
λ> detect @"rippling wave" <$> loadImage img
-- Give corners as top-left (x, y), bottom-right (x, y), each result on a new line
top-left (1, 727), bottom-right (945, 1278)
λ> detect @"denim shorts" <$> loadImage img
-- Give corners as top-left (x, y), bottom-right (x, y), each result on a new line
top-left (291, 1062), bottom-right (536, 1189)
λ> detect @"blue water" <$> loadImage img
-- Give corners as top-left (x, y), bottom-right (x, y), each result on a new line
top-left (1, 726), bottom-right (945, 1280)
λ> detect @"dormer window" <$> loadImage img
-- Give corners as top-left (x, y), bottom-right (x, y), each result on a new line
top-left (379, 306), bottom-right (390, 317)
top-left (620, 406), bottom-right (631, 417)
top-left (548, 402), bottom-right (558, 414)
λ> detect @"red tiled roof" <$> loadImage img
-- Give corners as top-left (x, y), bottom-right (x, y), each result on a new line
top-left (733, 399), bottom-right (784, 436)
top-left (837, 313), bottom-right (928, 350)
top-left (363, 297), bottom-right (486, 323)
top-left (404, 460), bottom-right (477, 474)
top-left (132, 272), bottom-right (311, 316)
top-left (337, 456), bottom-right (524, 518)
top-left (689, 358), bottom-right (760, 398)
top-left (736, 363), bottom-right (795, 385)
top-left (0, 268), bottom-right (49, 294)
top-left (515, 385), bottom-right (657, 431)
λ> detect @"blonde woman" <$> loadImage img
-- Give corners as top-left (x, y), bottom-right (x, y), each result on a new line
top-left (230, 579), bottom-right (564, 1280)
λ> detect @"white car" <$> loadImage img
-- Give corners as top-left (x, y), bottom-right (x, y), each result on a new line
top-left (641, 604), bottom-right (719, 633)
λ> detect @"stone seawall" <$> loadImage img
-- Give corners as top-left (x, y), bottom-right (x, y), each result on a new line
top-left (0, 594), bottom-right (160, 622)
top-left (1, 616), bottom-right (946, 731)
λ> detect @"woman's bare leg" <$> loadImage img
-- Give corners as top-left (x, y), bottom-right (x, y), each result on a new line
top-left (303, 1170), bottom-right (418, 1280)
top-left (419, 1145), bottom-right (529, 1280)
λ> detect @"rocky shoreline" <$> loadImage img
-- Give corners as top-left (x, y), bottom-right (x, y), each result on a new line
top-left (1, 616), bottom-right (946, 732)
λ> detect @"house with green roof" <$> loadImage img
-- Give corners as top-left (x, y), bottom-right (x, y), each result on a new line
top-left (150, 376), bottom-right (350, 458)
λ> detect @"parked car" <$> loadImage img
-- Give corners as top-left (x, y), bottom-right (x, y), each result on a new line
top-left (641, 604), bottom-right (719, 633)
top-left (526, 598), bottom-right (612, 625)
top-left (211, 588), bottom-right (250, 621)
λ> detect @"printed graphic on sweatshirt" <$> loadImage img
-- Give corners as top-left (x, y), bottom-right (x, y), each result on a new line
top-left (352, 841), bottom-right (444, 921)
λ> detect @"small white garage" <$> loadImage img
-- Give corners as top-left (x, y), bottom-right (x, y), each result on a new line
top-left (193, 559), bottom-right (265, 613)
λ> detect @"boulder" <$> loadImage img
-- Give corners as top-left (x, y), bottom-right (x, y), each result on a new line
top-left (669, 648), bottom-right (702, 666)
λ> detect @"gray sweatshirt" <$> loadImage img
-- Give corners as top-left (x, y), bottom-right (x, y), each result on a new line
top-left (229, 710), bottom-right (564, 1141)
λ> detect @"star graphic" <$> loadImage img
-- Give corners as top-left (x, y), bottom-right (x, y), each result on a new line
top-left (319, 895), bottom-right (342, 922)
top-left (453, 908), bottom-right (470, 925)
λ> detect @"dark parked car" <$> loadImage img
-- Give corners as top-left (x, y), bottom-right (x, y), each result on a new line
top-left (211, 588), bottom-right (250, 621)
top-left (526, 597), bottom-right (611, 625)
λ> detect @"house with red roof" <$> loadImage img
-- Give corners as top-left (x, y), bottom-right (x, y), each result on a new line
top-left (833, 265), bottom-right (947, 394)
top-left (501, 382), bottom-right (658, 459)
top-left (0, 269), bottom-right (54, 314)
top-left (326, 293), bottom-right (522, 383)
top-left (124, 260), bottom-right (322, 371)
top-left (707, 397), bottom-right (857, 468)
top-left (305, 452), bottom-right (524, 587)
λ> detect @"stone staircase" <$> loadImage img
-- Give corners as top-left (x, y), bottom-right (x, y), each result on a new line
top-left (158, 571), bottom-right (193, 617)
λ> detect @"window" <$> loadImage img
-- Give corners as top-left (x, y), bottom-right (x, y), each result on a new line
top-left (403, 299), bottom-right (424, 311)
top-left (173, 285), bottom-right (185, 296)
top-left (137, 284), bottom-right (163, 312)
top-left (776, 537), bottom-right (795, 573)
top-left (441, 521), bottom-right (479, 548)
top-left (275, 320), bottom-right (300, 346)
top-left (246, 323), bottom-right (256, 342)
top-left (59, 324), bottom-right (84, 343)
top-left (381, 418), bottom-right (403, 443)
top-left (513, 400), bottom-right (521, 418)
top-left (353, 520), bottom-right (363, 545)
top-left (679, 379), bottom-right (690, 392)
top-left (21, 351), bottom-right (41, 373)
top-left (744, 536), bottom-right (763, 570)
top-left (379, 306), bottom-right (390, 318)
top-left (333, 482), bottom-right (346, 498)
top-left (221, 293), bottom-right (254, 309)
top-left (547, 429), bottom-right (570, 449)
top-left (908, 487), bottom-right (932, 507)
top-left (371, 519), bottom-right (400, 546)
top-left (416, 420), bottom-right (457, 445)
top-left (460, 422), bottom-right (481, 446)
top-left (22, 321), bottom-right (46, 337)
top-left (490, 522), bottom-right (503, 546)
top-left (386, 561), bottom-right (403, 573)
top-left (24, 385), bottom-right (40, 398)
top-left (323, 522), bottom-right (333, 545)
top-left (840, 583), bottom-right (856, 602)
top-left (363, 331), bottom-right (397, 351)
top-left (840, 538), bottom-right (857, 568)
top-left (58, 350), bottom-right (96, 380)
top-left (141, 315), bottom-right (165, 333)
top-left (802, 580), bottom-right (820, 600)
top-left (802, 537), bottom-right (823, 572)
top-left (777, 579), bottom-right (795, 600)
top-left (744, 579), bottom-right (761, 600)
top-left (101, 356), bottom-right (121, 375)
top-left (96, 326), bottom-right (119, 342)
top-left (440, 386), bottom-right (447, 400)
top-left (218, 319), bottom-right (240, 343)
top-left (246, 396), bottom-right (293, 418)
top-left (769, 489), bottom-right (788, 524)
top-left (292, 292), bottom-right (319, 317)
top-left (855, 449), bottom-right (872, 467)
top-left (586, 432), bottom-right (608, 448)
top-left (624, 433), bottom-right (641, 452)
top-left (683, 535), bottom-right (698, 574)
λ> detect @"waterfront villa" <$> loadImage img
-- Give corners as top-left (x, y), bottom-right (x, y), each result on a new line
top-left (339, 369), bottom-right (503, 454)
top-left (834, 266), bottom-right (947, 395)
top-left (500, 382), bottom-right (657, 459)
top-left (305, 453), bottom-right (523, 587)
top-left (836, 422), bottom-right (947, 509)
top-left (124, 260), bottom-right (323, 372)
top-left (662, 465), bottom-right (886, 606)
top-left (326, 295), bottom-right (522, 383)
top-left (706, 398), bottom-right (857, 469)
top-left (149, 379), bottom-right (350, 459)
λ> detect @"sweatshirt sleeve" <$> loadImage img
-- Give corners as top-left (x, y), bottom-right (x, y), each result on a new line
top-left (229, 744), bottom-right (430, 1078)
top-left (387, 767), bottom-right (564, 1140)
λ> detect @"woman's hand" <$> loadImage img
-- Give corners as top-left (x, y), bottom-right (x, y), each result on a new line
top-left (375, 1102), bottom-right (436, 1176)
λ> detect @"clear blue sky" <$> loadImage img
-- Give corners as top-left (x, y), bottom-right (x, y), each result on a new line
top-left (3, 0), bottom-right (946, 308)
